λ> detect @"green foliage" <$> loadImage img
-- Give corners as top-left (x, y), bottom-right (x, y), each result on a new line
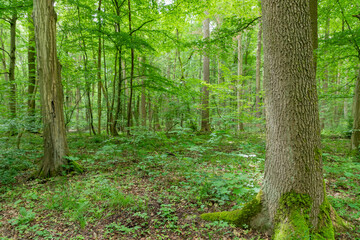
top-left (0, 149), bottom-right (34, 185)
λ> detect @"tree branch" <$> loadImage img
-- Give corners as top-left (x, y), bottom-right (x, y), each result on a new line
top-left (0, 47), bottom-right (10, 57)
top-left (336, 0), bottom-right (360, 58)
top-left (130, 19), bottom-right (155, 36)
top-left (352, 14), bottom-right (360, 20)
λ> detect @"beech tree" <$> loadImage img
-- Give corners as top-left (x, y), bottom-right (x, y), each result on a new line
top-left (201, 0), bottom-right (348, 238)
top-left (33, 0), bottom-right (70, 177)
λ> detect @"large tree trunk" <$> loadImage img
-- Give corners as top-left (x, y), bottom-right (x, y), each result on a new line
top-left (33, 0), bottom-right (69, 177)
top-left (351, 69), bottom-right (360, 150)
top-left (200, 14), bottom-right (210, 132)
top-left (28, 16), bottom-right (37, 129)
top-left (310, 0), bottom-right (318, 72)
top-left (201, 1), bottom-right (347, 238)
top-left (261, 0), bottom-right (324, 230)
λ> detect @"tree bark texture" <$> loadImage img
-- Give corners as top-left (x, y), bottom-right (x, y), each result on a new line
top-left (9, 14), bottom-right (17, 120)
top-left (309, 0), bottom-right (318, 73)
top-left (262, 0), bottom-right (324, 229)
top-left (201, 15), bottom-right (210, 132)
top-left (351, 69), bottom-right (360, 150)
top-left (33, 0), bottom-right (69, 177)
top-left (28, 16), bottom-right (37, 124)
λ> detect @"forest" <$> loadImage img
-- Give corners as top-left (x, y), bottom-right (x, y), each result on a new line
top-left (0, 0), bottom-right (359, 239)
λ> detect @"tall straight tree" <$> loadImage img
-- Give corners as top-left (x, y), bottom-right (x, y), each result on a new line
top-left (255, 19), bottom-right (262, 118)
top-left (236, 33), bottom-right (244, 131)
top-left (9, 13), bottom-right (17, 126)
top-left (28, 15), bottom-right (36, 128)
top-left (201, 13), bottom-right (210, 132)
top-left (33, 0), bottom-right (69, 177)
top-left (126, 0), bottom-right (135, 135)
top-left (202, 0), bottom-right (347, 238)
top-left (261, 0), bottom-right (325, 234)
top-left (351, 15), bottom-right (360, 150)
top-left (97, 0), bottom-right (102, 135)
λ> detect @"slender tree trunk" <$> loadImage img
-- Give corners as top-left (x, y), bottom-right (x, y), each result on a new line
top-left (9, 14), bottom-right (17, 122)
top-left (77, 7), bottom-right (96, 135)
top-left (127, 0), bottom-right (134, 135)
top-left (33, 0), bottom-right (69, 177)
top-left (97, 0), bottom-right (102, 134)
top-left (28, 16), bottom-right (37, 128)
top-left (140, 57), bottom-right (146, 127)
top-left (113, 51), bottom-right (122, 136)
top-left (0, 29), bottom-right (9, 83)
top-left (237, 33), bottom-right (244, 132)
top-left (109, 51), bottom-right (118, 135)
top-left (201, 14), bottom-right (210, 132)
top-left (255, 20), bottom-right (262, 118)
top-left (76, 87), bottom-right (81, 132)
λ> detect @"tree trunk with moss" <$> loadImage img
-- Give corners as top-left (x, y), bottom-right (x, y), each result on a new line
top-left (201, 0), bottom-right (349, 238)
top-left (33, 0), bottom-right (70, 177)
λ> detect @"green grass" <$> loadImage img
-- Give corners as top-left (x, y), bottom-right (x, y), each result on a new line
top-left (0, 129), bottom-right (359, 239)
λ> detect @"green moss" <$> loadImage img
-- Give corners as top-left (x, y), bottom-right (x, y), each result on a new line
top-left (200, 191), bottom-right (263, 227)
top-left (316, 195), bottom-right (335, 239)
top-left (274, 191), bottom-right (337, 240)
top-left (314, 148), bottom-right (322, 163)
top-left (274, 191), bottom-right (312, 240)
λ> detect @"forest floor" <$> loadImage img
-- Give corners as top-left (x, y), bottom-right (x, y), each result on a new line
top-left (0, 129), bottom-right (359, 239)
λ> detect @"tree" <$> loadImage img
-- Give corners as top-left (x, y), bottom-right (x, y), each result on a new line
top-left (9, 12), bottom-right (17, 131)
top-left (27, 15), bottom-right (36, 129)
top-left (33, 0), bottom-right (70, 177)
top-left (201, 0), bottom-right (347, 238)
top-left (201, 12), bottom-right (210, 132)
top-left (351, 14), bottom-right (360, 150)
top-left (352, 69), bottom-right (360, 150)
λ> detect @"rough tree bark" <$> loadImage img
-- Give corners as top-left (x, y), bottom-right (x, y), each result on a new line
top-left (351, 69), bottom-right (360, 150)
top-left (351, 15), bottom-right (360, 150)
top-left (33, 0), bottom-right (70, 177)
top-left (9, 13), bottom-right (17, 122)
top-left (201, 1), bottom-right (348, 238)
top-left (201, 13), bottom-right (210, 132)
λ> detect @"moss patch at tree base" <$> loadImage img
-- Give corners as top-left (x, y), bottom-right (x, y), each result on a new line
top-left (200, 191), bottom-right (263, 227)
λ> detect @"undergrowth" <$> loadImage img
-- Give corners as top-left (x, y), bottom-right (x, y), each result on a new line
top-left (0, 129), bottom-right (358, 239)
